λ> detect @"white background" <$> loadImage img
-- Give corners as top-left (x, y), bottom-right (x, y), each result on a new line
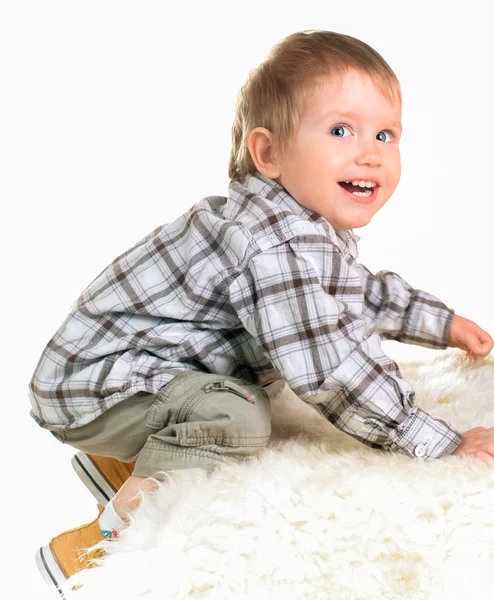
top-left (1, 1), bottom-right (492, 597)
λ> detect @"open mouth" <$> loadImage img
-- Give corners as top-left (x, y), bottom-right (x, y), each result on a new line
top-left (337, 181), bottom-right (379, 202)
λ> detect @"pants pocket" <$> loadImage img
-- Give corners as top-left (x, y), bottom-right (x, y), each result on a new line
top-left (175, 379), bottom-right (260, 423)
top-left (174, 379), bottom-right (271, 448)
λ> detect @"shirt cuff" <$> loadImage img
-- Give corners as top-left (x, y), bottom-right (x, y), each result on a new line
top-left (366, 406), bottom-right (462, 460)
top-left (400, 290), bottom-right (455, 350)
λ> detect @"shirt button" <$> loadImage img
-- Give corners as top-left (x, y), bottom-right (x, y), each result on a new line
top-left (414, 444), bottom-right (427, 457)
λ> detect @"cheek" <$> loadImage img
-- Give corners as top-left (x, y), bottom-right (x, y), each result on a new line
top-left (395, 157), bottom-right (402, 181)
top-left (296, 136), bottom-right (336, 170)
top-left (386, 153), bottom-right (401, 190)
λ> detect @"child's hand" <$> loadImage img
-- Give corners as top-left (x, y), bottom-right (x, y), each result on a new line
top-left (447, 314), bottom-right (493, 358)
top-left (450, 427), bottom-right (494, 463)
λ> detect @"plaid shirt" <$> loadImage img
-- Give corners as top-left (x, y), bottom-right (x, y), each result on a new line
top-left (28, 171), bottom-right (462, 460)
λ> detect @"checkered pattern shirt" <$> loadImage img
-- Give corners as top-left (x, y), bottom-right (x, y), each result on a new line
top-left (28, 171), bottom-right (462, 460)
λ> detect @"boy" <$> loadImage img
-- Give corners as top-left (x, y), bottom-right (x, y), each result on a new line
top-left (30, 29), bottom-right (494, 595)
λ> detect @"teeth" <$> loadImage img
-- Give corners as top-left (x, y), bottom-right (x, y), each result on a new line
top-left (344, 180), bottom-right (377, 188)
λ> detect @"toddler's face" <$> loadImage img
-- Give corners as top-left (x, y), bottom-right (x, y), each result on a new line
top-left (274, 69), bottom-right (402, 230)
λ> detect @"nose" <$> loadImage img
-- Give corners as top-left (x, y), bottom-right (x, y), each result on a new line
top-left (355, 138), bottom-right (382, 168)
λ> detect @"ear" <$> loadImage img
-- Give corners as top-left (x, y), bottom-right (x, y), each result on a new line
top-left (246, 127), bottom-right (282, 179)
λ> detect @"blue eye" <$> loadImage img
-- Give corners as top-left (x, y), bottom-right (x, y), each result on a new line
top-left (331, 125), bottom-right (351, 138)
top-left (377, 130), bottom-right (393, 142)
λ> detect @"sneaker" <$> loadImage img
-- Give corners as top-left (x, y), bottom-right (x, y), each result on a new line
top-left (35, 504), bottom-right (114, 598)
top-left (71, 452), bottom-right (135, 506)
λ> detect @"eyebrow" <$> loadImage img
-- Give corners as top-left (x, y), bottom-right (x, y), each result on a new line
top-left (322, 110), bottom-right (402, 131)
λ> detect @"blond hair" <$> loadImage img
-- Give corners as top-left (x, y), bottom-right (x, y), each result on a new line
top-left (228, 30), bottom-right (402, 183)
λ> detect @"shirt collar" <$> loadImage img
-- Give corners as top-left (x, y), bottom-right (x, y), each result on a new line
top-left (240, 171), bottom-right (360, 259)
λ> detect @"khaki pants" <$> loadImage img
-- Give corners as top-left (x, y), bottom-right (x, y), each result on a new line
top-left (58, 371), bottom-right (272, 478)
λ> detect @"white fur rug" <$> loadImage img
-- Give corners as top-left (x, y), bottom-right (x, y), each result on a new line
top-left (68, 349), bottom-right (494, 599)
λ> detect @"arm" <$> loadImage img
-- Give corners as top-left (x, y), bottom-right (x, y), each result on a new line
top-left (355, 263), bottom-right (455, 349)
top-left (229, 235), bottom-right (462, 460)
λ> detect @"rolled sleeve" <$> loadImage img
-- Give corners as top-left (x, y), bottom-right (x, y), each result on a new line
top-left (399, 289), bottom-right (455, 349)
top-left (356, 264), bottom-right (455, 349)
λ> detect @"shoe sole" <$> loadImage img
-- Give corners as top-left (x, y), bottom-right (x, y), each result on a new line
top-left (35, 543), bottom-right (68, 599)
top-left (71, 452), bottom-right (116, 506)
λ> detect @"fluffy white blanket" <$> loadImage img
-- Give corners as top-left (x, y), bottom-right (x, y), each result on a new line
top-left (69, 349), bottom-right (494, 599)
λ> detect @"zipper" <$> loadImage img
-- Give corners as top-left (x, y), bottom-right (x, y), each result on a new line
top-left (202, 380), bottom-right (257, 404)
top-left (176, 379), bottom-right (257, 425)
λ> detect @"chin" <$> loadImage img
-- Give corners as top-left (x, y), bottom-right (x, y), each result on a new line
top-left (337, 216), bottom-right (372, 230)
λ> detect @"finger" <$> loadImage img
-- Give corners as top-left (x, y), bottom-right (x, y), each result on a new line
top-left (469, 338), bottom-right (483, 353)
top-left (478, 330), bottom-right (493, 343)
top-left (476, 341), bottom-right (492, 356)
top-left (468, 341), bottom-right (487, 355)
top-left (473, 451), bottom-right (494, 463)
top-left (481, 338), bottom-right (493, 351)
top-left (476, 333), bottom-right (493, 353)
